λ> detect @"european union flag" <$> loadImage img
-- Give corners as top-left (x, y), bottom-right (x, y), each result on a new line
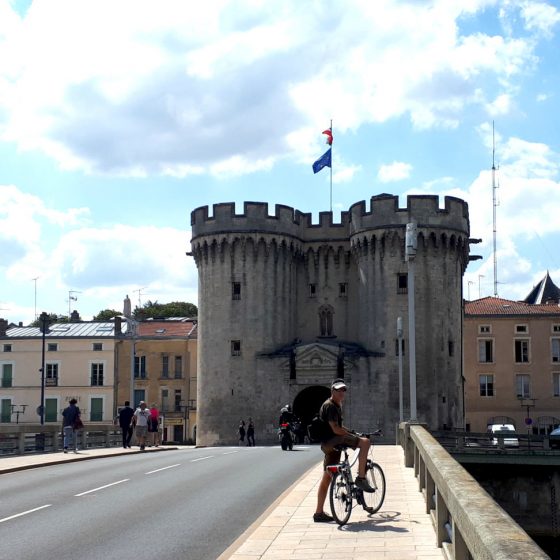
top-left (312, 148), bottom-right (331, 174)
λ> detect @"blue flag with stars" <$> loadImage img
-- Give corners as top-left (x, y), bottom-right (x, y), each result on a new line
top-left (312, 148), bottom-right (331, 174)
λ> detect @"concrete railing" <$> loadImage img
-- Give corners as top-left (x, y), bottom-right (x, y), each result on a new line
top-left (398, 422), bottom-right (549, 560)
top-left (0, 424), bottom-right (122, 456)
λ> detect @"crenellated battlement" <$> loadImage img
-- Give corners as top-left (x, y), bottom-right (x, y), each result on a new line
top-left (191, 194), bottom-right (469, 244)
top-left (191, 201), bottom-right (350, 242)
top-left (349, 194), bottom-right (469, 236)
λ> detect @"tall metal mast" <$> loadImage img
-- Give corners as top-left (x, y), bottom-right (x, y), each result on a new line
top-left (492, 122), bottom-right (498, 297)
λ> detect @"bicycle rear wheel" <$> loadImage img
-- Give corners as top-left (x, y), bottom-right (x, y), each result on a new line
top-left (329, 472), bottom-right (353, 525)
top-left (361, 462), bottom-right (386, 513)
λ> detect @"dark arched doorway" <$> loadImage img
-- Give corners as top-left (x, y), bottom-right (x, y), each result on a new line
top-left (293, 385), bottom-right (331, 442)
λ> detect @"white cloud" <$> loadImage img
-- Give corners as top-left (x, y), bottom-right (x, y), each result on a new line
top-left (378, 161), bottom-right (413, 183)
top-left (0, 0), bottom-right (547, 177)
top-left (1, 184), bottom-right (198, 322)
top-left (520, 0), bottom-right (560, 38)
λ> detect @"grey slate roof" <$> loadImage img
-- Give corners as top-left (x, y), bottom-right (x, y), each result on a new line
top-left (4, 322), bottom-right (116, 338)
top-left (523, 272), bottom-right (560, 305)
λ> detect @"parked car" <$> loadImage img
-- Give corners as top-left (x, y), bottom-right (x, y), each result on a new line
top-left (549, 427), bottom-right (560, 449)
top-left (488, 423), bottom-right (519, 448)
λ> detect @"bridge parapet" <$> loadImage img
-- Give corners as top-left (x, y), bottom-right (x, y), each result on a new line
top-left (398, 422), bottom-right (549, 560)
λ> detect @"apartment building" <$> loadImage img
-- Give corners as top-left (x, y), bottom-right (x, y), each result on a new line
top-left (114, 318), bottom-right (197, 443)
top-left (464, 280), bottom-right (560, 433)
top-left (0, 320), bottom-right (117, 425)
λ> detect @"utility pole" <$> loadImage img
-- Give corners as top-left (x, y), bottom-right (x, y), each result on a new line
top-left (32, 277), bottom-right (39, 320)
top-left (38, 312), bottom-right (50, 425)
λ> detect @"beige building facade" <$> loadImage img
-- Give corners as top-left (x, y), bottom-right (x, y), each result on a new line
top-left (114, 318), bottom-right (198, 443)
top-left (464, 297), bottom-right (560, 433)
top-left (0, 320), bottom-right (116, 425)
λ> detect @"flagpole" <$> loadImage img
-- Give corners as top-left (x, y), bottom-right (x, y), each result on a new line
top-left (329, 119), bottom-right (333, 212)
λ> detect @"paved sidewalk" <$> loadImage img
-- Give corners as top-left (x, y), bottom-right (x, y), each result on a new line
top-left (0, 445), bottom-right (179, 474)
top-left (223, 445), bottom-right (444, 560)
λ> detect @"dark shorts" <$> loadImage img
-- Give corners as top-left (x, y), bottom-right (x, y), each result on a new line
top-left (321, 434), bottom-right (360, 470)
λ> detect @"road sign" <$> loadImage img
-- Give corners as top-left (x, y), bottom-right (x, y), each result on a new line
top-left (525, 417), bottom-right (533, 426)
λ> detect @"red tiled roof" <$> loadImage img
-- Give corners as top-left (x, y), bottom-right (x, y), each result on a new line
top-left (137, 320), bottom-right (197, 338)
top-left (465, 297), bottom-right (560, 316)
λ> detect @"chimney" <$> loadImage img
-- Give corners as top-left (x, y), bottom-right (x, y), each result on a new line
top-left (114, 316), bottom-right (122, 335)
top-left (0, 318), bottom-right (7, 336)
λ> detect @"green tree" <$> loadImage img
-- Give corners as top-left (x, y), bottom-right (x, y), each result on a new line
top-left (29, 313), bottom-right (69, 328)
top-left (132, 300), bottom-right (197, 320)
top-left (93, 309), bottom-right (122, 321)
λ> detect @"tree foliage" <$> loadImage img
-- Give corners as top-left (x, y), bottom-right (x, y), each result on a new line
top-left (29, 313), bottom-right (69, 328)
top-left (93, 309), bottom-right (122, 321)
top-left (133, 300), bottom-right (197, 320)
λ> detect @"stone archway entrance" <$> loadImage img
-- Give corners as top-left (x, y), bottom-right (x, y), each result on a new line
top-left (293, 385), bottom-right (331, 440)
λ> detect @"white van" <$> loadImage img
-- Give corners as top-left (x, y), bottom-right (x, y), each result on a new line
top-left (488, 424), bottom-right (519, 447)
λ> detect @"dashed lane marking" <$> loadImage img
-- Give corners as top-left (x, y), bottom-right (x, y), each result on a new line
top-left (0, 504), bottom-right (51, 524)
top-left (74, 479), bottom-right (130, 496)
top-left (145, 464), bottom-right (181, 474)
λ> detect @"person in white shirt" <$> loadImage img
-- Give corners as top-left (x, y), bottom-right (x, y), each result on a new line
top-left (132, 401), bottom-right (151, 451)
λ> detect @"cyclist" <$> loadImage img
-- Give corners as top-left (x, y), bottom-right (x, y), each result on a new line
top-left (313, 378), bottom-right (374, 523)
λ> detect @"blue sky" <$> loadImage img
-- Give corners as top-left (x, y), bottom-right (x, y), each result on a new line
top-left (1, 0), bottom-right (560, 323)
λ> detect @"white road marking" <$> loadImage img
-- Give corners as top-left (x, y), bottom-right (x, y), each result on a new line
top-left (145, 464), bottom-right (181, 474)
top-left (0, 504), bottom-right (51, 524)
top-left (222, 450), bottom-right (240, 455)
top-left (191, 456), bottom-right (213, 462)
top-left (74, 479), bottom-right (130, 496)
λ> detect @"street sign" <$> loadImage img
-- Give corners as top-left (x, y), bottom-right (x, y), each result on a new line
top-left (525, 417), bottom-right (533, 426)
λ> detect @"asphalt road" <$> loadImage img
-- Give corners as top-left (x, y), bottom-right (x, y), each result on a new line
top-left (0, 445), bottom-right (322, 560)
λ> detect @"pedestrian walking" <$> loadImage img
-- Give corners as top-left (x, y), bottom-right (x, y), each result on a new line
top-left (117, 401), bottom-right (135, 448)
top-left (132, 401), bottom-right (151, 451)
top-left (246, 417), bottom-right (255, 446)
top-left (62, 398), bottom-right (81, 453)
top-left (149, 403), bottom-right (160, 447)
top-left (238, 420), bottom-right (246, 445)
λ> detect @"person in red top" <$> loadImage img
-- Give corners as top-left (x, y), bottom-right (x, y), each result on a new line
top-left (148, 403), bottom-right (160, 447)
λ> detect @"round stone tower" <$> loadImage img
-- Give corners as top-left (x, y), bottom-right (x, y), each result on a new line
top-left (191, 195), bottom-right (470, 445)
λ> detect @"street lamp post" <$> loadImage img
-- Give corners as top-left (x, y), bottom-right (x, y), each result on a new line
top-left (397, 317), bottom-right (403, 423)
top-left (405, 222), bottom-right (418, 421)
top-left (38, 312), bottom-right (50, 425)
top-left (118, 315), bottom-right (138, 407)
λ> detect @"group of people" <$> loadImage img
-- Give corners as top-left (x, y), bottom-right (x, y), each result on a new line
top-left (61, 399), bottom-right (160, 454)
top-left (238, 418), bottom-right (255, 446)
top-left (63, 378), bottom-right (369, 526)
top-left (117, 400), bottom-right (160, 451)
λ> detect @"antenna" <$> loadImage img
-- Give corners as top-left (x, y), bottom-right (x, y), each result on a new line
top-left (133, 287), bottom-right (148, 309)
top-left (32, 277), bottom-right (39, 320)
top-left (492, 122), bottom-right (499, 297)
top-left (68, 290), bottom-right (82, 318)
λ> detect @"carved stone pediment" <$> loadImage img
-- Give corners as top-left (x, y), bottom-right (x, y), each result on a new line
top-left (279, 343), bottom-right (354, 371)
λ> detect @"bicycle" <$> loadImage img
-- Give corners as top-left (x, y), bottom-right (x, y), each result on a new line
top-left (327, 430), bottom-right (386, 525)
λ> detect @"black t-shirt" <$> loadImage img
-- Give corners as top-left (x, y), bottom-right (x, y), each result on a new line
top-left (118, 406), bottom-right (134, 427)
top-left (319, 398), bottom-right (342, 440)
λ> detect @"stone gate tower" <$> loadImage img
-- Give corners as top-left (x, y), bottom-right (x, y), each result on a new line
top-left (190, 194), bottom-right (471, 445)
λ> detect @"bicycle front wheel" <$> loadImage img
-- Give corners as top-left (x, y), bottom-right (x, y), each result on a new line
top-left (329, 472), bottom-right (353, 525)
top-left (361, 462), bottom-right (386, 513)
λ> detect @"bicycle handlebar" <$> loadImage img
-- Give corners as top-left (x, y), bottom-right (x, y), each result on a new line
top-left (353, 429), bottom-right (383, 438)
